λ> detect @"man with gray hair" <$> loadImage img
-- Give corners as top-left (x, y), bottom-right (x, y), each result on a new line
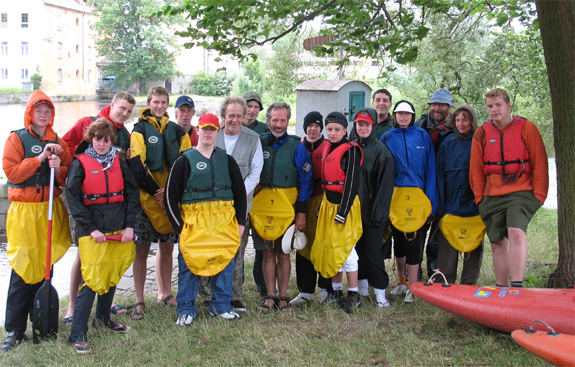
top-left (216, 96), bottom-right (263, 311)
top-left (250, 102), bottom-right (313, 311)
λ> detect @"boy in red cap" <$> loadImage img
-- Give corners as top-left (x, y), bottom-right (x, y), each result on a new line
top-left (165, 114), bottom-right (247, 324)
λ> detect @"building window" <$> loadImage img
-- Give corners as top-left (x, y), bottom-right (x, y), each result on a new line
top-left (21, 42), bottom-right (28, 56)
top-left (1, 69), bottom-right (7, 79)
top-left (21, 13), bottom-right (28, 28)
top-left (76, 18), bottom-right (79, 26)
top-left (57, 14), bottom-right (62, 31)
top-left (57, 69), bottom-right (63, 82)
top-left (87, 70), bottom-right (91, 82)
top-left (1, 42), bottom-right (7, 56)
top-left (57, 42), bottom-right (62, 59)
top-left (1, 13), bottom-right (7, 28)
top-left (21, 68), bottom-right (28, 80)
top-left (87, 46), bottom-right (92, 60)
top-left (76, 44), bottom-right (79, 53)
top-left (76, 69), bottom-right (79, 77)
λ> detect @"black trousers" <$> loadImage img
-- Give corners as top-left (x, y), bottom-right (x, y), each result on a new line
top-left (4, 269), bottom-right (46, 334)
top-left (295, 252), bottom-right (333, 294)
top-left (356, 225), bottom-right (390, 290)
top-left (68, 282), bottom-right (115, 344)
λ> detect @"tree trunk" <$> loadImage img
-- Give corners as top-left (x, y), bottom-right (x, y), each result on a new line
top-left (536, 0), bottom-right (575, 288)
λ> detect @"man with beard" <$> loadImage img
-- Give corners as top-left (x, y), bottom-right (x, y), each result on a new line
top-left (250, 102), bottom-right (313, 311)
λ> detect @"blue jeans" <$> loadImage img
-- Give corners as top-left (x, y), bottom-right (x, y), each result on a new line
top-left (176, 251), bottom-right (234, 317)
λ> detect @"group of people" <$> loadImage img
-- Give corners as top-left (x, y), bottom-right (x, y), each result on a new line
top-left (2, 85), bottom-right (548, 355)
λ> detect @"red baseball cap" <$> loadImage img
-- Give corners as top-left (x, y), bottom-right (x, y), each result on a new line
top-left (354, 110), bottom-right (375, 124)
top-left (198, 113), bottom-right (220, 129)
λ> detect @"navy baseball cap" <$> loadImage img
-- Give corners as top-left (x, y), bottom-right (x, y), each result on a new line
top-left (175, 95), bottom-right (195, 108)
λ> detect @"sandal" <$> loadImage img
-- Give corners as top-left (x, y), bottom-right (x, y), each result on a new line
top-left (157, 295), bottom-right (177, 307)
top-left (110, 304), bottom-right (127, 315)
top-left (258, 296), bottom-right (278, 311)
top-left (277, 297), bottom-right (291, 310)
top-left (127, 302), bottom-right (145, 321)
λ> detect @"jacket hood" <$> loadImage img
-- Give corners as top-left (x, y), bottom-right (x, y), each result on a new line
top-left (350, 107), bottom-right (379, 146)
top-left (451, 104), bottom-right (478, 137)
top-left (24, 90), bottom-right (55, 132)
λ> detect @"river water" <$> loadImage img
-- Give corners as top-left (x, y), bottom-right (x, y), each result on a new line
top-left (0, 101), bottom-right (559, 325)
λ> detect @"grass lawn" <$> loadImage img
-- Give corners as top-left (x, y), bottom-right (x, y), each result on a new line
top-left (0, 209), bottom-right (559, 366)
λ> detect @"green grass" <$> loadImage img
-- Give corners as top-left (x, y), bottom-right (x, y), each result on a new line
top-left (0, 88), bottom-right (29, 94)
top-left (0, 209), bottom-right (558, 366)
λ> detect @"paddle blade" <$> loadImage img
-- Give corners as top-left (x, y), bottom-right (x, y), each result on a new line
top-left (32, 279), bottom-right (59, 344)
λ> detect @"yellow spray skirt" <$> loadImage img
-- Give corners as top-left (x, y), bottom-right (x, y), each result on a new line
top-left (179, 200), bottom-right (240, 277)
top-left (310, 195), bottom-right (363, 278)
top-left (78, 231), bottom-right (135, 295)
top-left (439, 214), bottom-right (486, 253)
top-left (250, 187), bottom-right (298, 241)
top-left (298, 194), bottom-right (322, 260)
top-left (140, 191), bottom-right (174, 234)
top-left (389, 187), bottom-right (432, 233)
top-left (6, 198), bottom-right (71, 284)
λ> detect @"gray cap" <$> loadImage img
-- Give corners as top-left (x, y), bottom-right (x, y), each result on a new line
top-left (242, 91), bottom-right (263, 110)
top-left (428, 88), bottom-right (454, 107)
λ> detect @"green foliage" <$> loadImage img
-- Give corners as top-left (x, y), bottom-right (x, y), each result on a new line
top-left (90, 0), bottom-right (183, 91)
top-left (190, 71), bottom-right (233, 97)
top-left (30, 66), bottom-right (42, 91)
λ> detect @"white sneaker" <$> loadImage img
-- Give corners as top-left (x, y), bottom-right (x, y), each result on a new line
top-left (289, 293), bottom-right (313, 306)
top-left (404, 290), bottom-right (417, 303)
top-left (319, 289), bottom-right (328, 304)
top-left (211, 311), bottom-right (241, 320)
top-left (374, 288), bottom-right (389, 308)
top-left (175, 314), bottom-right (194, 326)
top-left (390, 284), bottom-right (408, 296)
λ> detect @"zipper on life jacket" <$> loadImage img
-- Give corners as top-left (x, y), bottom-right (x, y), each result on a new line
top-left (104, 167), bottom-right (110, 203)
top-left (499, 131), bottom-right (505, 174)
top-left (210, 155), bottom-right (216, 199)
top-left (269, 149), bottom-right (277, 187)
top-left (402, 129), bottom-right (410, 167)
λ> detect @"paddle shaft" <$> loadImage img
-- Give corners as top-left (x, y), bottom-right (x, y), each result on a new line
top-left (45, 164), bottom-right (54, 280)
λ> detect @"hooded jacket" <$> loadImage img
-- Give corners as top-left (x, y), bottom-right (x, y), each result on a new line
top-left (380, 121), bottom-right (437, 217)
top-left (436, 104), bottom-right (479, 218)
top-left (3, 90), bottom-right (72, 202)
top-left (350, 108), bottom-right (395, 226)
top-left (62, 105), bottom-right (131, 156)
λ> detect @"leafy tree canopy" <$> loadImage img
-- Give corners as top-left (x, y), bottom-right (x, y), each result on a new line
top-left (90, 0), bottom-right (184, 91)
top-left (158, 0), bottom-right (537, 65)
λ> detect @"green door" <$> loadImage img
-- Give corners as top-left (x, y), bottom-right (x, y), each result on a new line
top-left (349, 91), bottom-right (365, 122)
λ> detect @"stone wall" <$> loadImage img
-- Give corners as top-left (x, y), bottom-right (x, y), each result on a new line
top-left (0, 181), bottom-right (75, 244)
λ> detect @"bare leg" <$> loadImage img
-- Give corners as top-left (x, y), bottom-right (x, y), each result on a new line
top-left (396, 256), bottom-right (406, 282)
top-left (64, 252), bottom-right (82, 319)
top-left (346, 270), bottom-right (358, 289)
top-left (491, 238), bottom-right (510, 286)
top-left (407, 264), bottom-right (419, 285)
top-left (508, 228), bottom-right (527, 283)
top-left (332, 272), bottom-right (343, 284)
top-left (133, 243), bottom-right (151, 313)
top-left (156, 241), bottom-right (175, 304)
top-left (276, 250), bottom-right (290, 298)
top-left (261, 248), bottom-right (277, 308)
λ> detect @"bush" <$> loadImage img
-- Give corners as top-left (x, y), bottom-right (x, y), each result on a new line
top-left (31, 67), bottom-right (42, 91)
top-left (190, 71), bottom-right (232, 96)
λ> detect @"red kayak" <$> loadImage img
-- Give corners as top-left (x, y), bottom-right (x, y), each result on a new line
top-left (512, 321), bottom-right (575, 366)
top-left (410, 282), bottom-right (575, 335)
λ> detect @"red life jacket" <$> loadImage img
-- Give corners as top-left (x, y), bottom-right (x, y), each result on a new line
top-left (320, 141), bottom-right (362, 194)
top-left (77, 153), bottom-right (125, 205)
top-left (309, 139), bottom-right (331, 196)
top-left (483, 117), bottom-right (533, 175)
